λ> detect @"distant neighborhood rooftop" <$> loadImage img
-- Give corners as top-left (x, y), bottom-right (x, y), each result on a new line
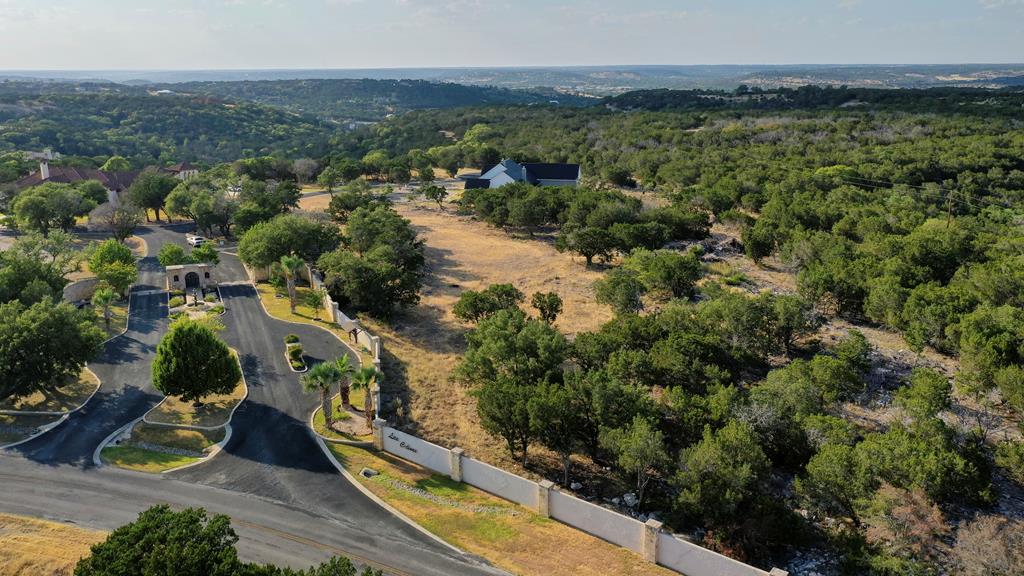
top-left (461, 159), bottom-right (580, 189)
top-left (15, 160), bottom-right (200, 194)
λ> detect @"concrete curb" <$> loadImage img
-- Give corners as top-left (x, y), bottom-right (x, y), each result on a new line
top-left (97, 351), bottom-right (249, 472)
top-left (0, 414), bottom-right (71, 451)
top-left (93, 416), bottom-right (141, 468)
top-left (313, 432), bottom-right (465, 555)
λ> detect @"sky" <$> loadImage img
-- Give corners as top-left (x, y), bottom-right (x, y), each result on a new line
top-left (0, 0), bottom-right (1021, 70)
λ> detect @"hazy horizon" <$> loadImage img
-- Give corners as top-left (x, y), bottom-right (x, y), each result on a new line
top-left (1, 1), bottom-right (1021, 70)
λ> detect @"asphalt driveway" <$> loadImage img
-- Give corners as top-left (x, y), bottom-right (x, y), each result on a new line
top-left (2, 224), bottom-right (506, 576)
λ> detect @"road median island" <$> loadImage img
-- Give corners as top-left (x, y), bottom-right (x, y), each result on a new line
top-left (255, 282), bottom-right (375, 367)
top-left (0, 369), bottom-right (101, 448)
top-left (101, 350), bottom-right (245, 473)
top-left (324, 443), bottom-right (678, 576)
top-left (311, 390), bottom-right (373, 445)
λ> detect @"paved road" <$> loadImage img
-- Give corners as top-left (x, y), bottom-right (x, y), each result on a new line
top-left (2, 224), bottom-right (506, 576)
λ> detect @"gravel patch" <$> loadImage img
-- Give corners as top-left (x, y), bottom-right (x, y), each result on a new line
top-left (378, 476), bottom-right (519, 516)
top-left (128, 441), bottom-right (205, 459)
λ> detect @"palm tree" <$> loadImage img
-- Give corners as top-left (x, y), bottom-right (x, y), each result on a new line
top-left (302, 361), bottom-right (342, 429)
top-left (92, 286), bottom-right (116, 331)
top-left (335, 354), bottom-right (356, 409)
top-left (351, 366), bottom-right (379, 430)
top-left (278, 254), bottom-right (304, 314)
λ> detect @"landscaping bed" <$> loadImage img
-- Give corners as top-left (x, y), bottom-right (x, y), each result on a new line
top-left (312, 389), bottom-right (372, 442)
top-left (0, 369), bottom-right (100, 446)
top-left (93, 299), bottom-right (129, 340)
top-left (101, 423), bottom-right (225, 473)
top-left (256, 283), bottom-right (375, 366)
top-left (168, 288), bottom-right (223, 317)
top-left (327, 444), bottom-right (675, 576)
top-left (144, 376), bottom-right (245, 429)
top-left (284, 334), bottom-right (307, 371)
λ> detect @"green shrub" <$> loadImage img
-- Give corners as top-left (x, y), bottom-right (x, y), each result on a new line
top-left (210, 305), bottom-right (225, 315)
top-left (288, 345), bottom-right (303, 361)
top-left (204, 293), bottom-right (217, 303)
top-left (995, 441), bottom-right (1024, 484)
top-left (168, 296), bottom-right (185, 308)
top-left (170, 290), bottom-right (185, 298)
top-left (290, 359), bottom-right (305, 370)
top-left (284, 334), bottom-right (300, 344)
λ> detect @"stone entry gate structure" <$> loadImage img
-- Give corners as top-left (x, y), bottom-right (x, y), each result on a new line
top-left (166, 263), bottom-right (214, 292)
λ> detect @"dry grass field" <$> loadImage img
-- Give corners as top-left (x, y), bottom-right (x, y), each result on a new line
top-left (356, 197), bottom-right (613, 470)
top-left (0, 514), bottom-right (105, 576)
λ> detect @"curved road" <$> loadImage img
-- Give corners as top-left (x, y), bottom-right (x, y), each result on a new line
top-left (2, 224), bottom-right (505, 576)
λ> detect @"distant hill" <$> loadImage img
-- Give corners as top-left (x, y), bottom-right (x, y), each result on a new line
top-left (155, 79), bottom-right (594, 121)
top-left (0, 86), bottom-right (334, 164)
top-left (602, 86), bottom-right (1024, 115)
top-left (0, 78), bottom-right (592, 164)
top-left (4, 64), bottom-right (1024, 95)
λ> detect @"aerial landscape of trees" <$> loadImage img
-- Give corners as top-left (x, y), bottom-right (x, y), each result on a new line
top-left (2, 79), bottom-right (1024, 574)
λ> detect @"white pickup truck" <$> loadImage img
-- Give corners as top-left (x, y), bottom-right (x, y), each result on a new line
top-left (185, 234), bottom-right (206, 247)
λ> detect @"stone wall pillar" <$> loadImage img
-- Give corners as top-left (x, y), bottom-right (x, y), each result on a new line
top-left (449, 447), bottom-right (464, 482)
top-left (372, 418), bottom-right (386, 451)
top-left (536, 480), bottom-right (554, 517)
top-left (642, 519), bottom-right (662, 563)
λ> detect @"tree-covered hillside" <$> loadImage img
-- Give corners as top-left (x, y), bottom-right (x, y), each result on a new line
top-left (163, 79), bottom-right (594, 121)
top-left (0, 90), bottom-right (334, 165)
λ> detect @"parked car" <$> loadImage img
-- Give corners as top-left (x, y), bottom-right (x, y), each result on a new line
top-left (185, 234), bottom-right (206, 247)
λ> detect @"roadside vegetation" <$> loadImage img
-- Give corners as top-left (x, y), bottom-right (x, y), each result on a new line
top-left (103, 319), bottom-right (243, 473)
top-left (328, 443), bottom-right (677, 576)
top-left (0, 513), bottom-right (106, 576)
top-left (73, 505), bottom-right (382, 576)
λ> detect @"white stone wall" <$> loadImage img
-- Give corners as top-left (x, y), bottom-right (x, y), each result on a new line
top-left (381, 427), bottom-right (452, 476)
top-left (548, 489), bottom-right (645, 551)
top-left (657, 532), bottom-right (770, 576)
top-left (461, 457), bottom-right (538, 508)
top-left (62, 277), bottom-right (102, 303)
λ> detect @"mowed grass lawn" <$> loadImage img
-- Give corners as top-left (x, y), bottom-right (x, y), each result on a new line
top-left (101, 445), bottom-right (200, 473)
top-left (102, 424), bottom-right (225, 473)
top-left (255, 283), bottom-right (375, 366)
top-left (329, 444), bottom-right (677, 576)
top-left (0, 369), bottom-right (98, 414)
top-left (0, 513), bottom-right (106, 576)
